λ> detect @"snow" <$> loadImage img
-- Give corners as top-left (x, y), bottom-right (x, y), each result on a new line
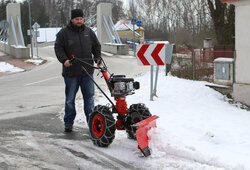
top-left (0, 56), bottom-right (44, 72)
top-left (25, 59), bottom-right (44, 65)
top-left (101, 50), bottom-right (135, 59)
top-left (104, 43), bottom-right (125, 46)
top-left (2, 47), bottom-right (248, 168)
top-left (10, 45), bottom-right (26, 48)
top-left (214, 57), bottom-right (234, 63)
top-left (114, 19), bottom-right (144, 31)
top-left (154, 41), bottom-right (169, 44)
top-left (67, 68), bottom-right (250, 169)
top-left (101, 51), bottom-right (114, 56)
top-left (117, 55), bottom-right (135, 59)
top-left (0, 62), bottom-right (24, 72)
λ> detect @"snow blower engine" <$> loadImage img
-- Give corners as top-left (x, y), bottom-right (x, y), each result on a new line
top-left (70, 57), bottom-right (159, 157)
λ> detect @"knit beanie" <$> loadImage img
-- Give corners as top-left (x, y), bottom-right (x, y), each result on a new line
top-left (71, 9), bottom-right (83, 19)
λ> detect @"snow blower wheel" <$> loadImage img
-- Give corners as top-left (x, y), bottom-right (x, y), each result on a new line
top-left (88, 105), bottom-right (116, 147)
top-left (126, 103), bottom-right (152, 139)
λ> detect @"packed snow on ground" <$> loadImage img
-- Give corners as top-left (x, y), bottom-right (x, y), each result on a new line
top-left (101, 51), bottom-right (114, 56)
top-left (154, 41), bottom-right (169, 44)
top-left (100, 51), bottom-right (135, 59)
top-left (61, 68), bottom-right (250, 169)
top-left (24, 55), bottom-right (45, 65)
top-left (0, 62), bottom-right (24, 72)
top-left (25, 59), bottom-right (44, 65)
top-left (117, 55), bottom-right (135, 59)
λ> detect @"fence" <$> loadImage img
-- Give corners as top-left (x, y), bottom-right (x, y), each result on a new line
top-left (119, 38), bottom-right (235, 83)
top-left (171, 48), bottom-right (235, 82)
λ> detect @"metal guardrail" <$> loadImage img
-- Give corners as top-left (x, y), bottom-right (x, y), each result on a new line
top-left (16, 16), bottom-right (25, 46)
top-left (120, 38), bottom-right (155, 49)
top-left (0, 20), bottom-right (9, 42)
top-left (108, 16), bottom-right (121, 44)
top-left (102, 15), bottom-right (114, 43)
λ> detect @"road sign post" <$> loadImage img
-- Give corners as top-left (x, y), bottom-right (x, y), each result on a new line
top-left (32, 22), bottom-right (40, 58)
top-left (131, 18), bottom-right (136, 57)
top-left (28, 0), bottom-right (34, 58)
top-left (136, 43), bottom-right (173, 100)
top-left (131, 0), bottom-right (136, 57)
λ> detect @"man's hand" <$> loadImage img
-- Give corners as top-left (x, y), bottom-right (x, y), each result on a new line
top-left (97, 60), bottom-right (102, 67)
top-left (64, 60), bottom-right (72, 67)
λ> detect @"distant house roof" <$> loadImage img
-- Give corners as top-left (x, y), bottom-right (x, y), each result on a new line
top-left (114, 19), bottom-right (144, 37)
top-left (115, 19), bottom-right (144, 31)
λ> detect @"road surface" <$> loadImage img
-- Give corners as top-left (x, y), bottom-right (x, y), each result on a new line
top-left (0, 46), bottom-right (149, 169)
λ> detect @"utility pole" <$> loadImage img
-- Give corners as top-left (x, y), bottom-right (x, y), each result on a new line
top-left (132, 0), bottom-right (136, 57)
top-left (28, 0), bottom-right (33, 58)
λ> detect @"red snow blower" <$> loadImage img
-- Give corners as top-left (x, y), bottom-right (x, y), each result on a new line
top-left (70, 56), bottom-right (159, 157)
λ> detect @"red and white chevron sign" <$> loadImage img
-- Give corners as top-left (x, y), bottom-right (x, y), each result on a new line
top-left (136, 44), bottom-right (166, 65)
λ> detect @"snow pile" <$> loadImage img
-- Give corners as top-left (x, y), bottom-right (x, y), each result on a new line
top-left (101, 51), bottom-right (114, 56)
top-left (117, 55), bottom-right (135, 59)
top-left (25, 59), bottom-right (44, 65)
top-left (136, 72), bottom-right (250, 169)
top-left (68, 69), bottom-right (250, 169)
top-left (0, 62), bottom-right (24, 72)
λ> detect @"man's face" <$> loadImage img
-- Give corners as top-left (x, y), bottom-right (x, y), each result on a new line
top-left (71, 17), bottom-right (84, 27)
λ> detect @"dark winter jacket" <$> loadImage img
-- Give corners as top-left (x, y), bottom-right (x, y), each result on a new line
top-left (54, 21), bottom-right (101, 77)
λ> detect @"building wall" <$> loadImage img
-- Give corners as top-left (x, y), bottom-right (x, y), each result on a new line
top-left (235, 4), bottom-right (250, 84)
top-left (117, 30), bottom-right (133, 39)
top-left (233, 2), bottom-right (250, 106)
top-left (117, 30), bottom-right (144, 42)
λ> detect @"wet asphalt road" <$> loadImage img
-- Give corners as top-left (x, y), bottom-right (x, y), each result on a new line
top-left (0, 47), bottom-right (149, 169)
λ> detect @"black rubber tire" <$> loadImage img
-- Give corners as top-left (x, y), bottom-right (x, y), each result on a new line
top-left (126, 103), bottom-right (152, 139)
top-left (88, 105), bottom-right (116, 147)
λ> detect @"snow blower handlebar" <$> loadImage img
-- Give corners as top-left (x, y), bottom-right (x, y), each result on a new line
top-left (69, 57), bottom-right (119, 113)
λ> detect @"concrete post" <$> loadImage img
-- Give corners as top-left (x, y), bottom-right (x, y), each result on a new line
top-left (6, 3), bottom-right (22, 46)
top-left (96, 2), bottom-right (128, 55)
top-left (97, 2), bottom-right (112, 45)
top-left (0, 3), bottom-right (30, 58)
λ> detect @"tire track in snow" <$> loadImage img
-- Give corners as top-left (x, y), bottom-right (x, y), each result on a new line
top-left (61, 141), bottom-right (139, 170)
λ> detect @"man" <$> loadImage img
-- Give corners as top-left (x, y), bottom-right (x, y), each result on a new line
top-left (54, 9), bottom-right (101, 132)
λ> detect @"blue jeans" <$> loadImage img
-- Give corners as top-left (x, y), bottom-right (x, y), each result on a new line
top-left (64, 75), bottom-right (94, 126)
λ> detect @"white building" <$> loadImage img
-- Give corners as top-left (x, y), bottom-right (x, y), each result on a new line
top-left (221, 0), bottom-right (250, 106)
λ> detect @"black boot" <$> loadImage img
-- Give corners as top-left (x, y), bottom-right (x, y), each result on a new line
top-left (65, 125), bottom-right (73, 132)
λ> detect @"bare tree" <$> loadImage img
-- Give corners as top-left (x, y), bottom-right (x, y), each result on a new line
top-left (131, 0), bottom-right (215, 47)
top-left (207, 0), bottom-right (235, 45)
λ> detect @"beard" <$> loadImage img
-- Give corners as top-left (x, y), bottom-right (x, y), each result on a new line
top-left (75, 22), bottom-right (83, 27)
